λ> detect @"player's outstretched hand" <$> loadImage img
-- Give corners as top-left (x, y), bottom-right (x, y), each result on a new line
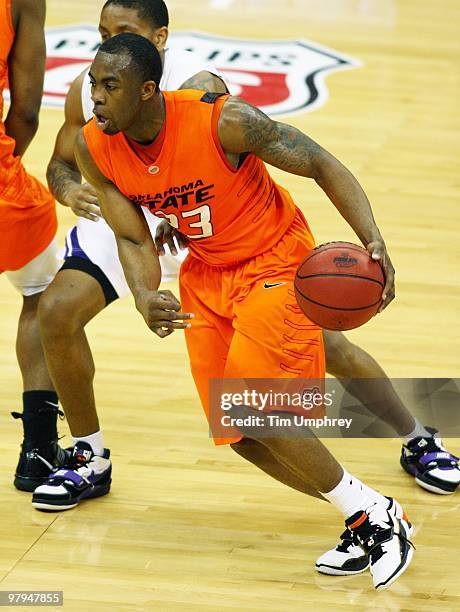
top-left (366, 240), bottom-right (395, 312)
top-left (135, 289), bottom-right (194, 338)
top-left (66, 183), bottom-right (102, 221)
top-left (154, 220), bottom-right (189, 256)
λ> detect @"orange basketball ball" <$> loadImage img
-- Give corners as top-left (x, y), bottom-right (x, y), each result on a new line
top-left (294, 242), bottom-right (385, 331)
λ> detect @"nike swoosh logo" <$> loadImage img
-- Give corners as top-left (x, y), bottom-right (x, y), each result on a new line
top-left (45, 401), bottom-right (59, 408)
top-left (263, 282), bottom-right (286, 289)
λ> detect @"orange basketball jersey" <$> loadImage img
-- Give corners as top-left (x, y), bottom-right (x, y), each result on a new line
top-left (83, 90), bottom-right (307, 266)
top-left (0, 0), bottom-right (57, 272)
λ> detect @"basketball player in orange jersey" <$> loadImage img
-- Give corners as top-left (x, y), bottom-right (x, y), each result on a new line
top-left (55, 33), bottom-right (417, 589)
top-left (34, 1), bottom-right (458, 521)
top-left (0, 0), bottom-right (69, 490)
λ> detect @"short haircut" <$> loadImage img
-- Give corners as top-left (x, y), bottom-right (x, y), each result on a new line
top-left (102, 0), bottom-right (169, 29)
top-left (98, 32), bottom-right (163, 85)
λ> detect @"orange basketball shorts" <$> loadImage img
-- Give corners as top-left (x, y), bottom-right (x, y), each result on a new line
top-left (0, 135), bottom-right (57, 272)
top-left (179, 209), bottom-right (325, 445)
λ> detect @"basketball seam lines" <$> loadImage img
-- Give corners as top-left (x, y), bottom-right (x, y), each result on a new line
top-left (296, 272), bottom-right (384, 287)
top-left (294, 286), bottom-right (382, 311)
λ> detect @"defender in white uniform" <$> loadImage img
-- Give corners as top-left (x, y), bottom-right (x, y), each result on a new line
top-left (35, 0), bottom-right (228, 509)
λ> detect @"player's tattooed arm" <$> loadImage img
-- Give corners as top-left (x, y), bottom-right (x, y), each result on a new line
top-left (47, 155), bottom-right (81, 200)
top-left (218, 97), bottom-right (395, 310)
top-left (47, 71), bottom-right (102, 221)
top-left (179, 71), bottom-right (228, 94)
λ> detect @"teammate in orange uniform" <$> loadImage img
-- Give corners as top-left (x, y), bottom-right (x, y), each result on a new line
top-left (71, 33), bottom-right (413, 590)
top-left (0, 0), bottom-right (67, 490)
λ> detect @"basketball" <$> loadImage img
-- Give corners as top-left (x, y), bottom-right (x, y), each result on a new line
top-left (294, 241), bottom-right (385, 331)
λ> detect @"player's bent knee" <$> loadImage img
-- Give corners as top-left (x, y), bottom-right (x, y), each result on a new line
top-left (38, 286), bottom-right (88, 338)
top-left (38, 269), bottom-right (107, 337)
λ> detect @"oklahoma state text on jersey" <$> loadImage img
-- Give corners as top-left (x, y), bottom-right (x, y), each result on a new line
top-left (83, 90), bottom-right (299, 266)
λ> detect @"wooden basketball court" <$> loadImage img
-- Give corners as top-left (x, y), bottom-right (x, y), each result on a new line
top-left (1, 0), bottom-right (459, 609)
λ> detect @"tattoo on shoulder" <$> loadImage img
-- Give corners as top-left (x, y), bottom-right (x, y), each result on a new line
top-left (239, 101), bottom-right (322, 173)
top-left (180, 71), bottom-right (227, 93)
top-left (238, 103), bottom-right (278, 149)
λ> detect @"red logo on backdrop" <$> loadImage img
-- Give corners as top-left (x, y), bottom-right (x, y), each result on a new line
top-left (4, 26), bottom-right (360, 116)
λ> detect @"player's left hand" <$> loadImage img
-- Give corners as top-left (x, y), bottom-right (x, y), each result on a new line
top-left (154, 221), bottom-right (189, 256)
top-left (366, 240), bottom-right (395, 312)
top-left (135, 289), bottom-right (194, 338)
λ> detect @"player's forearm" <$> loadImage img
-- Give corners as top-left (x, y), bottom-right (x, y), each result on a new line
top-left (4, 108), bottom-right (39, 157)
top-left (47, 156), bottom-right (82, 205)
top-left (116, 237), bottom-right (162, 304)
top-left (315, 155), bottom-right (383, 246)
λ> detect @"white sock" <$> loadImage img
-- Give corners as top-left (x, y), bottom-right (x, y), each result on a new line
top-left (72, 430), bottom-right (105, 457)
top-left (403, 419), bottom-right (432, 444)
top-left (321, 469), bottom-right (388, 518)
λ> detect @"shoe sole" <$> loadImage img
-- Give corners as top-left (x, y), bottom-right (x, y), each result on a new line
top-left (32, 481), bottom-right (111, 512)
top-left (415, 477), bottom-right (458, 495)
top-left (374, 520), bottom-right (414, 590)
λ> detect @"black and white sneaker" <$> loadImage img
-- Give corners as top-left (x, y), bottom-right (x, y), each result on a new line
top-left (316, 497), bottom-right (411, 577)
top-left (32, 442), bottom-right (112, 511)
top-left (315, 528), bottom-right (370, 576)
top-left (346, 500), bottom-right (414, 590)
top-left (401, 427), bottom-right (460, 494)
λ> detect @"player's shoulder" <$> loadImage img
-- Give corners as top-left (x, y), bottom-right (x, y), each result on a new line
top-left (220, 96), bottom-right (272, 129)
top-left (165, 89), bottom-right (227, 107)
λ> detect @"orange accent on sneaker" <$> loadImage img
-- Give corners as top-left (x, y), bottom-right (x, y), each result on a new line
top-left (403, 510), bottom-right (408, 521)
top-left (349, 512), bottom-right (367, 530)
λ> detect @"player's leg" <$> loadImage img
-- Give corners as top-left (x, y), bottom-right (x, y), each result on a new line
top-left (33, 265), bottom-right (114, 511)
top-left (6, 239), bottom-right (68, 491)
top-left (16, 293), bottom-right (53, 390)
top-left (38, 264), bottom-right (110, 436)
top-left (324, 329), bottom-right (415, 435)
top-left (231, 437), bottom-right (324, 499)
top-left (222, 223), bottom-right (413, 589)
top-left (32, 219), bottom-right (125, 510)
top-left (38, 221), bottom-right (134, 444)
top-left (324, 329), bottom-right (460, 495)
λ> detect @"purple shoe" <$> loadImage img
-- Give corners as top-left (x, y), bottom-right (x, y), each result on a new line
top-left (32, 441), bottom-right (111, 511)
top-left (401, 427), bottom-right (460, 494)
